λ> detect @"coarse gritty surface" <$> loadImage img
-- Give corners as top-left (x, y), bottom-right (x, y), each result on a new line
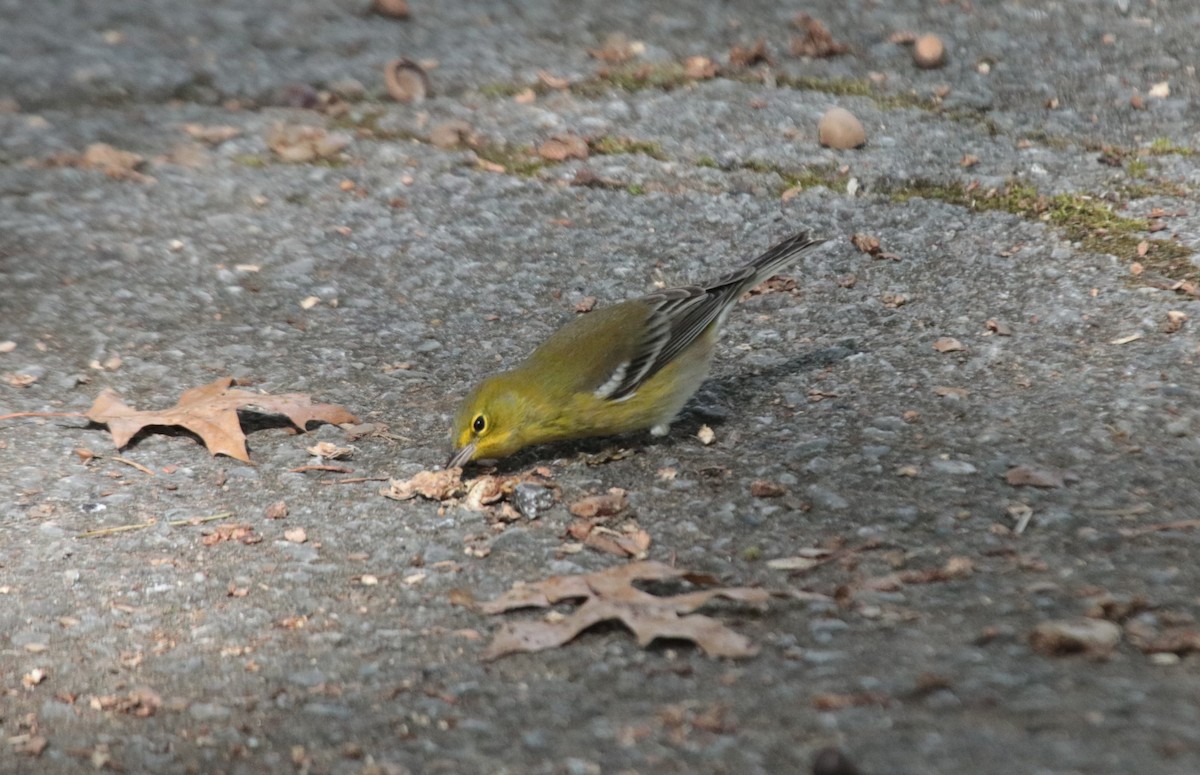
top-left (2, 1), bottom-right (1200, 773)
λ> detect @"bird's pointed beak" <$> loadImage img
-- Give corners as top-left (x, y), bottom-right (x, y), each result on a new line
top-left (446, 442), bottom-right (476, 470)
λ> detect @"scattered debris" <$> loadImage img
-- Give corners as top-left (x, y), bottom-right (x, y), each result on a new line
top-left (765, 556), bottom-right (821, 572)
top-left (181, 124), bottom-right (241, 145)
top-left (429, 120), bottom-right (476, 149)
top-left (307, 441), bottom-right (353, 460)
top-left (932, 337), bottom-right (966, 353)
top-left (202, 523), bottom-right (261, 546)
top-left (512, 481), bottom-right (555, 519)
top-left (985, 318), bottom-right (1013, 336)
top-left (1006, 465), bottom-right (1075, 489)
top-left (569, 488), bottom-right (628, 519)
top-left (383, 58), bottom-right (431, 103)
top-left (537, 69), bottom-right (570, 89)
top-left (538, 133), bottom-right (589, 162)
top-left (381, 468), bottom-right (465, 502)
top-left (683, 55), bottom-right (718, 80)
top-left (812, 691), bottom-right (891, 710)
top-left (44, 142), bottom-right (154, 183)
top-left (588, 32), bottom-right (639, 65)
top-left (266, 124), bottom-right (351, 162)
top-left (1164, 310), bottom-right (1187, 334)
top-left (89, 687), bottom-right (162, 717)
top-left (750, 480), bottom-right (787, 498)
top-left (790, 14), bottom-right (849, 58)
top-left (1118, 518), bottom-right (1200, 538)
top-left (728, 38), bottom-right (771, 69)
top-left (849, 233), bottom-right (898, 259)
top-left (1029, 617), bottom-right (1121, 657)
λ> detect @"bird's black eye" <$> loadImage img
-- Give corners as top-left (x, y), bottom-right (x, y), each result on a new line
top-left (472, 415), bottom-right (487, 434)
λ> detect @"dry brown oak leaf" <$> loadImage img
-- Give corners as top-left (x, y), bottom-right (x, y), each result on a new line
top-left (86, 377), bottom-right (359, 462)
top-left (479, 561), bottom-right (772, 660)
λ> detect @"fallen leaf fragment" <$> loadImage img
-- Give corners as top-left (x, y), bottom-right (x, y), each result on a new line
top-left (202, 523), bottom-right (261, 546)
top-left (464, 476), bottom-right (506, 511)
top-left (182, 124), bottom-right (241, 145)
top-left (381, 468), bottom-right (464, 502)
top-left (85, 377), bottom-right (359, 462)
top-left (728, 38), bottom-right (770, 68)
top-left (903, 556), bottom-right (974, 583)
top-left (307, 441), bottom-right (352, 460)
top-left (429, 120), bottom-right (475, 149)
top-left (765, 556), bottom-right (819, 571)
top-left (697, 424), bottom-right (716, 445)
top-left (790, 14), bottom-right (849, 58)
top-left (537, 69), bottom-right (570, 89)
top-left (1110, 333), bottom-right (1142, 345)
top-left (750, 480), bottom-right (786, 498)
top-left (569, 488), bottom-right (628, 519)
top-left (1029, 617), bottom-right (1121, 657)
top-left (456, 469), bottom-right (557, 517)
top-left (10, 734), bottom-right (48, 757)
top-left (284, 527), bottom-right (307, 544)
top-left (933, 336), bottom-right (966, 353)
top-left (90, 687), bottom-right (163, 717)
top-left (985, 318), bottom-right (1013, 336)
top-left (266, 124), bottom-right (351, 162)
top-left (1164, 310), bottom-right (1187, 333)
top-left (1136, 627), bottom-right (1200, 656)
top-left (589, 32), bottom-right (638, 65)
top-left (537, 134), bottom-right (589, 162)
top-left (480, 561), bottom-right (772, 660)
top-left (22, 668), bottom-right (47, 688)
top-left (80, 143), bottom-right (152, 182)
top-left (850, 233), bottom-right (880, 255)
top-left (812, 691), bottom-right (891, 710)
top-left (683, 56), bottom-right (718, 80)
top-left (1006, 465), bottom-right (1073, 489)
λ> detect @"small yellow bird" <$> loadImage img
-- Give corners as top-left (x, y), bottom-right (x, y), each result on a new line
top-left (448, 231), bottom-right (825, 467)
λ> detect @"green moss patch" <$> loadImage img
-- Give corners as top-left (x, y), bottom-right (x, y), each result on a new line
top-left (892, 180), bottom-right (1195, 279)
